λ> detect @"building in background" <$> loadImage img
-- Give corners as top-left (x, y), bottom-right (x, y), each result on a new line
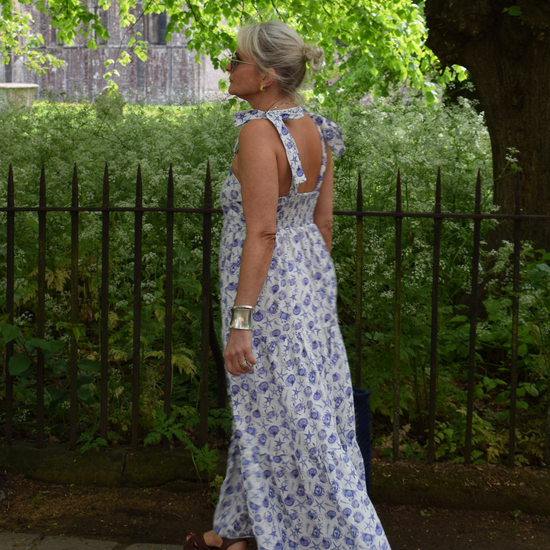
top-left (1, 3), bottom-right (225, 104)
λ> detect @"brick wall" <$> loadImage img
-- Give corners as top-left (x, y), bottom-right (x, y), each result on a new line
top-left (2, 3), bottom-right (226, 104)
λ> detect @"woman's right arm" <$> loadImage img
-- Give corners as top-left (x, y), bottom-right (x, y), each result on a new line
top-left (313, 145), bottom-right (334, 253)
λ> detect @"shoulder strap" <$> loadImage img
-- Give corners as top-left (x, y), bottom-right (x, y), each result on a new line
top-left (312, 122), bottom-right (328, 192)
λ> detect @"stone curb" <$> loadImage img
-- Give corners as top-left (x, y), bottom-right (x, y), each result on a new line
top-left (369, 460), bottom-right (550, 516)
top-left (2, 443), bottom-right (550, 516)
top-left (0, 443), bottom-right (223, 490)
top-left (0, 532), bottom-right (182, 549)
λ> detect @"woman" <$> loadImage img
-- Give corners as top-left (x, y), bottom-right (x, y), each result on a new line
top-left (185, 20), bottom-right (390, 550)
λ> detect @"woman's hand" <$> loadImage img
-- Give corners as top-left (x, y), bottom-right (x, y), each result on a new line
top-left (224, 329), bottom-right (257, 376)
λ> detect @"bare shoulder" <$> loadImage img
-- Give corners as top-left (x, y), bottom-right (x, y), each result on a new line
top-left (238, 119), bottom-right (280, 149)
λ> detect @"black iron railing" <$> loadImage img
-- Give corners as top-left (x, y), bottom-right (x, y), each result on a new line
top-left (1, 163), bottom-right (550, 467)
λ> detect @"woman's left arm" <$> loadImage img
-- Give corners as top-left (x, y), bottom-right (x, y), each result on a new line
top-left (224, 120), bottom-right (280, 377)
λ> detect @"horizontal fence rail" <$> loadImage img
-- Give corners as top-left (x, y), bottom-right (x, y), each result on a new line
top-left (1, 206), bottom-right (549, 220)
top-left (2, 164), bottom-right (550, 466)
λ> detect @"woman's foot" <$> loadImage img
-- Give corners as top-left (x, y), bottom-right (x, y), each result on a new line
top-left (201, 532), bottom-right (223, 548)
top-left (185, 531), bottom-right (247, 550)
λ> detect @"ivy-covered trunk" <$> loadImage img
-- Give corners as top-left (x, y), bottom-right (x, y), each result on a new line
top-left (425, 0), bottom-right (550, 251)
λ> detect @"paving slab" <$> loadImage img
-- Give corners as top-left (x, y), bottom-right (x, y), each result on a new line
top-left (125, 544), bottom-right (182, 550)
top-left (0, 532), bottom-right (40, 549)
top-left (33, 536), bottom-right (118, 550)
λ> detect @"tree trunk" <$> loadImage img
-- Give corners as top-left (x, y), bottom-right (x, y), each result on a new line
top-left (425, 0), bottom-right (550, 251)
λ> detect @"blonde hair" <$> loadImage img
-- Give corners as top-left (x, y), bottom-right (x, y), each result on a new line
top-left (237, 20), bottom-right (324, 104)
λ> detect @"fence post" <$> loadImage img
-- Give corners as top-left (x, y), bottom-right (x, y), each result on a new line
top-left (465, 169), bottom-right (482, 465)
top-left (131, 165), bottom-right (143, 451)
top-left (508, 172), bottom-right (521, 468)
top-left (546, 349), bottom-right (550, 465)
top-left (5, 165), bottom-right (15, 446)
top-left (100, 163), bottom-right (110, 440)
top-left (199, 161), bottom-right (212, 447)
top-left (69, 164), bottom-right (79, 451)
top-left (427, 168), bottom-right (442, 464)
top-left (393, 169), bottom-right (403, 461)
top-left (211, 303), bottom-right (226, 410)
top-left (355, 173), bottom-right (363, 388)
top-left (163, 165), bottom-right (174, 450)
top-left (36, 165), bottom-right (46, 449)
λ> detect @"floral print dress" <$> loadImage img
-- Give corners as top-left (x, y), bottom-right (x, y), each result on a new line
top-left (213, 106), bottom-right (390, 550)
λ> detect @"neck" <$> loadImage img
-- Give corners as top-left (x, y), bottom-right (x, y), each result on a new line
top-left (245, 91), bottom-right (294, 111)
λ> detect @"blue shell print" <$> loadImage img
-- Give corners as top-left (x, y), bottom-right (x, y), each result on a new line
top-left (215, 106), bottom-right (390, 550)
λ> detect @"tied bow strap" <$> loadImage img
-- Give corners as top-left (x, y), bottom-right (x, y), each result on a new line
top-left (303, 108), bottom-right (346, 158)
top-left (232, 106), bottom-right (305, 129)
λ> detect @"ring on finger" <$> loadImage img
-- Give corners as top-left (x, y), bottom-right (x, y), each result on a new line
top-left (239, 360), bottom-right (247, 368)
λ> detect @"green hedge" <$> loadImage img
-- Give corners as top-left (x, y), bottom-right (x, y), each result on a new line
top-left (1, 97), bottom-right (548, 465)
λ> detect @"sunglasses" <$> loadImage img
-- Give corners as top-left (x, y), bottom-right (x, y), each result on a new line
top-left (229, 52), bottom-right (255, 70)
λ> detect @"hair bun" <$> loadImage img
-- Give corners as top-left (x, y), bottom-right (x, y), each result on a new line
top-left (303, 44), bottom-right (324, 73)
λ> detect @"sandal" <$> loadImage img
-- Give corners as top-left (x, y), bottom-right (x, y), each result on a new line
top-left (184, 533), bottom-right (248, 550)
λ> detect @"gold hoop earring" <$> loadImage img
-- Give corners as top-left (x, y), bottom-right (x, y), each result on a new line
top-left (259, 84), bottom-right (266, 92)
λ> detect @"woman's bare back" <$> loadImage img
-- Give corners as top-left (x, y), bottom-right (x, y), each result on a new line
top-left (231, 113), bottom-right (323, 197)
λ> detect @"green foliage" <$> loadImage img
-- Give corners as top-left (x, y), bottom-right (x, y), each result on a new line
top-left (502, 6), bottom-right (524, 20)
top-left (165, 0), bottom-right (459, 105)
top-left (0, 100), bottom-right (235, 442)
top-left (0, 5), bottom-right (64, 74)
top-left (142, 408), bottom-right (219, 483)
top-left (192, 444), bottom-right (219, 483)
top-left (1, 1), bottom-right (464, 103)
top-left (372, 239), bottom-right (550, 465)
top-left (433, 408), bottom-right (507, 464)
top-left (329, 96), bottom-right (494, 420)
top-left (77, 424), bottom-right (123, 453)
top-left (207, 407), bottom-right (233, 434)
top-left (1, 97), bottom-right (548, 465)
top-left (142, 408), bottom-right (193, 447)
top-left (210, 474), bottom-right (225, 506)
top-left (2, 322), bottom-right (20, 342)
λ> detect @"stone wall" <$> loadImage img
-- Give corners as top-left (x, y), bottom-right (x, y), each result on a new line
top-left (1, 2), bottom-right (226, 104)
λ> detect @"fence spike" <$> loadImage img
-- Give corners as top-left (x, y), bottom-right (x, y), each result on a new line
top-left (475, 168), bottom-right (482, 213)
top-left (102, 163), bottom-right (109, 205)
top-left (396, 168), bottom-right (402, 211)
top-left (8, 163), bottom-right (13, 198)
top-left (168, 163), bottom-right (174, 198)
top-left (72, 163), bottom-right (78, 201)
top-left (435, 167), bottom-right (442, 209)
top-left (39, 164), bottom-right (46, 204)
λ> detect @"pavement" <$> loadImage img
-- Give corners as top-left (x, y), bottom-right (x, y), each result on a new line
top-left (0, 532), bottom-right (182, 550)
top-left (1, 529), bottom-right (548, 550)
